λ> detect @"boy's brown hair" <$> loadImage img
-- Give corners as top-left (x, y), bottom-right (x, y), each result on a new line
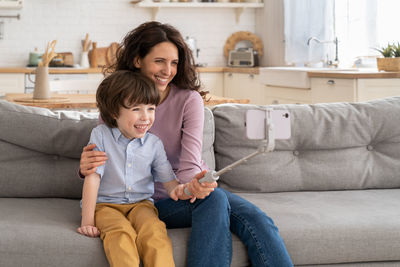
top-left (96, 70), bottom-right (160, 128)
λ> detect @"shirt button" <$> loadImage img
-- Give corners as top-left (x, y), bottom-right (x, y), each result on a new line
top-left (367, 145), bottom-right (373, 151)
top-left (128, 163), bottom-right (132, 167)
top-left (293, 150), bottom-right (300, 156)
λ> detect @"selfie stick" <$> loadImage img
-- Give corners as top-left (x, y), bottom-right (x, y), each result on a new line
top-left (184, 108), bottom-right (275, 196)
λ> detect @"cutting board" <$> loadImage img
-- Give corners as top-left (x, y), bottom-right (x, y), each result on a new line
top-left (89, 42), bottom-right (119, 67)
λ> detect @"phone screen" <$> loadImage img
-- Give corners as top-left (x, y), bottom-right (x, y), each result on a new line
top-left (246, 109), bottom-right (291, 140)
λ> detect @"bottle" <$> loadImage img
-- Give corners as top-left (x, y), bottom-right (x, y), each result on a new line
top-left (90, 42), bottom-right (98, 68)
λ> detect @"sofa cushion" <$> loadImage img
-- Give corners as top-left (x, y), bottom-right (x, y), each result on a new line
top-left (0, 101), bottom-right (215, 198)
top-left (0, 198), bottom-right (247, 267)
top-left (212, 97), bottom-right (400, 193)
top-left (0, 101), bottom-right (97, 198)
top-left (239, 189), bottom-right (400, 265)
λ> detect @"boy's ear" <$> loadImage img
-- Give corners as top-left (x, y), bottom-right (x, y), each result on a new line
top-left (133, 56), bottom-right (141, 68)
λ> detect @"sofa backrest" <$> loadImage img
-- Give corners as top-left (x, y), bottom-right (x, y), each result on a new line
top-left (0, 101), bottom-right (215, 198)
top-left (213, 97), bottom-right (400, 193)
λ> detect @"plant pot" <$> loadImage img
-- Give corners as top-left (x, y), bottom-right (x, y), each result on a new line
top-left (376, 57), bottom-right (400, 72)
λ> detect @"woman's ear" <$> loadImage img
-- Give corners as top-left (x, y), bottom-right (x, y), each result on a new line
top-left (133, 56), bottom-right (141, 68)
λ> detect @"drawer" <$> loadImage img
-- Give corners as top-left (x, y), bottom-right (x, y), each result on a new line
top-left (264, 85), bottom-right (312, 104)
top-left (311, 78), bottom-right (356, 103)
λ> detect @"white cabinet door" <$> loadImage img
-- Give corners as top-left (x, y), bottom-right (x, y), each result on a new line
top-left (198, 72), bottom-right (224, 97)
top-left (264, 85), bottom-right (312, 105)
top-left (88, 73), bottom-right (104, 82)
top-left (0, 73), bottom-right (25, 94)
top-left (224, 72), bottom-right (265, 104)
top-left (311, 78), bottom-right (357, 103)
top-left (357, 78), bottom-right (400, 102)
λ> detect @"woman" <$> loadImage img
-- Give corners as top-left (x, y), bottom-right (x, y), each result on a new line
top-left (80, 21), bottom-right (293, 267)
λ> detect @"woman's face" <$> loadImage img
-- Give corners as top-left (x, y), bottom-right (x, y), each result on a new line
top-left (134, 41), bottom-right (179, 97)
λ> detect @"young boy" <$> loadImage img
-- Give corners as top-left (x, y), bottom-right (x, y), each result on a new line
top-left (77, 70), bottom-right (191, 267)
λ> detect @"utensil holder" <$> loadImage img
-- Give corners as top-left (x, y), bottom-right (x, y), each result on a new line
top-left (32, 66), bottom-right (50, 99)
top-left (80, 51), bottom-right (90, 68)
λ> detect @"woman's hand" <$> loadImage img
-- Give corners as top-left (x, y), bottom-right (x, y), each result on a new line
top-left (80, 143), bottom-right (108, 177)
top-left (185, 170), bottom-right (218, 202)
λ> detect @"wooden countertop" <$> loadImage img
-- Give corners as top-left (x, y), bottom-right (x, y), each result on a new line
top-left (0, 67), bottom-right (104, 74)
top-left (0, 67), bottom-right (259, 75)
top-left (3, 67), bottom-right (400, 77)
top-left (5, 93), bottom-right (249, 109)
top-left (307, 69), bottom-right (400, 79)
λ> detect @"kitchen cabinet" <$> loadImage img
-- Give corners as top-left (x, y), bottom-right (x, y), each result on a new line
top-left (264, 85), bottom-right (312, 104)
top-left (198, 72), bottom-right (224, 97)
top-left (224, 72), bottom-right (265, 105)
top-left (311, 78), bottom-right (357, 103)
top-left (131, 1), bottom-right (263, 23)
top-left (310, 77), bottom-right (400, 103)
top-left (357, 78), bottom-right (400, 102)
top-left (0, 73), bottom-right (25, 94)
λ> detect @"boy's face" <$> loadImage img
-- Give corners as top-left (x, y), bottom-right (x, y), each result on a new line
top-left (115, 102), bottom-right (156, 140)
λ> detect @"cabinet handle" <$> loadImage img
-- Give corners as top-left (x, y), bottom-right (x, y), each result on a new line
top-left (228, 73), bottom-right (232, 77)
top-left (272, 100), bottom-right (279, 104)
top-left (249, 74), bottom-right (254, 79)
top-left (327, 80), bottom-right (335, 85)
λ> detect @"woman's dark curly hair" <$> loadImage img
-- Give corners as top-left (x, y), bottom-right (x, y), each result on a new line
top-left (106, 21), bottom-right (205, 95)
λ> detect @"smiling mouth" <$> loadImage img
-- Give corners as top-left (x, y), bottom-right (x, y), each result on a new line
top-left (155, 76), bottom-right (169, 83)
top-left (134, 124), bottom-right (148, 130)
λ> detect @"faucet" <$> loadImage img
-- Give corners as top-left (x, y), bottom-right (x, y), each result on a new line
top-left (307, 36), bottom-right (339, 67)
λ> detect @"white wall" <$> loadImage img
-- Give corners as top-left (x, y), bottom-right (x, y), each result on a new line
top-left (0, 0), bottom-right (258, 67)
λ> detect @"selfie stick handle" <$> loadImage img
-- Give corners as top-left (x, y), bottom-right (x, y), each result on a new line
top-left (183, 149), bottom-right (262, 196)
top-left (184, 108), bottom-right (275, 196)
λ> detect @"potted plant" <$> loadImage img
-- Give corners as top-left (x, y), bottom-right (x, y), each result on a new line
top-left (375, 43), bottom-right (400, 71)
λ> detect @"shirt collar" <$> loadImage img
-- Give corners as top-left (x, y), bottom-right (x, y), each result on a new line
top-left (111, 127), bottom-right (146, 145)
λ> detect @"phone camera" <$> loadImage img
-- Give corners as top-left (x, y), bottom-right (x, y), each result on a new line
top-left (283, 113), bottom-right (289, 118)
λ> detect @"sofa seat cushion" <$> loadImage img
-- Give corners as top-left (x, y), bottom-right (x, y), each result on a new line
top-left (238, 189), bottom-right (400, 265)
top-left (0, 198), bottom-right (108, 267)
top-left (0, 198), bottom-right (248, 267)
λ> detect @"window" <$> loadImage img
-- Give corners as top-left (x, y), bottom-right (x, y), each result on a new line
top-left (284, 0), bottom-right (400, 67)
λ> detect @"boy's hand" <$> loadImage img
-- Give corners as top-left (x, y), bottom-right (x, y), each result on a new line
top-left (170, 184), bottom-right (196, 203)
top-left (77, 225), bottom-right (100, 238)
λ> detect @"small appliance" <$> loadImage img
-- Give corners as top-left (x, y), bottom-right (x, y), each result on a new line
top-left (228, 48), bottom-right (258, 67)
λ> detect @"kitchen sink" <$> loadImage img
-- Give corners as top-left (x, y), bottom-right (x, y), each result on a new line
top-left (259, 67), bottom-right (358, 89)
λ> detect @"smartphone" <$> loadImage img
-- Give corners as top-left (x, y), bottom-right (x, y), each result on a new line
top-left (246, 109), bottom-right (291, 140)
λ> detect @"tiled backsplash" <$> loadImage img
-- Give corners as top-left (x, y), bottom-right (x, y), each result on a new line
top-left (0, 0), bottom-right (257, 67)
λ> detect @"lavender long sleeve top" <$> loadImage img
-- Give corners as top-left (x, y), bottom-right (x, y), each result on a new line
top-left (149, 84), bottom-right (208, 201)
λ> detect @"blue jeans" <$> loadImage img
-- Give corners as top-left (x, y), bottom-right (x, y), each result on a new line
top-left (155, 188), bottom-right (293, 267)
top-left (221, 188), bottom-right (293, 267)
top-left (155, 188), bottom-right (232, 267)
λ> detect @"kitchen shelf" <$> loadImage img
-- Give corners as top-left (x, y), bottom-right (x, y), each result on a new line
top-left (0, 0), bottom-right (23, 9)
top-left (131, 1), bottom-right (264, 22)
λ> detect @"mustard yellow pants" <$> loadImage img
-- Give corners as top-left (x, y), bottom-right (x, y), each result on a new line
top-left (95, 200), bottom-right (175, 267)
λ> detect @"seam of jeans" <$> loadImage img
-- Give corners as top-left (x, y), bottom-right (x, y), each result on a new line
top-left (226, 204), bottom-right (232, 267)
top-left (231, 211), bottom-right (269, 267)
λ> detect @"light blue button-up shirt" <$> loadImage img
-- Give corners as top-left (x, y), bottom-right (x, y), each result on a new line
top-left (89, 124), bottom-right (176, 204)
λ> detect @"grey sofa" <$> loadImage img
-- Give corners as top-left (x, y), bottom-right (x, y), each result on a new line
top-left (1, 97), bottom-right (400, 267)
